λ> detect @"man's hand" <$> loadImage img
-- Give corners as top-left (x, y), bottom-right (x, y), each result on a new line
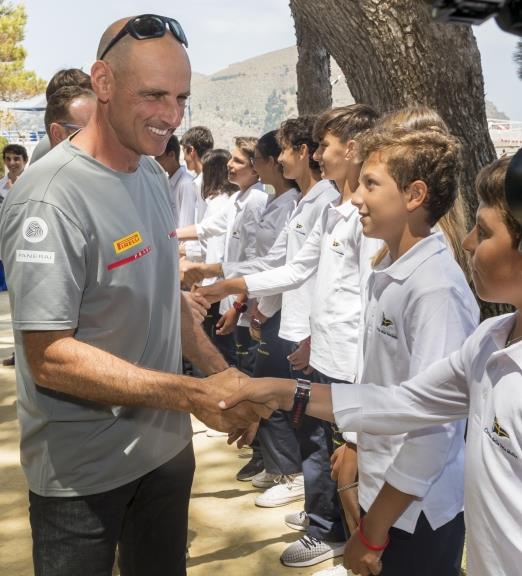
top-left (216, 307), bottom-right (239, 336)
top-left (179, 258), bottom-right (205, 287)
top-left (182, 290), bottom-right (210, 323)
top-left (344, 528), bottom-right (383, 576)
top-left (192, 368), bottom-right (261, 433)
top-left (287, 337), bottom-right (313, 374)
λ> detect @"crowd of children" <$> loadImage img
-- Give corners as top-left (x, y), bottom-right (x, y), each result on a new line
top-left (171, 105), bottom-right (521, 576)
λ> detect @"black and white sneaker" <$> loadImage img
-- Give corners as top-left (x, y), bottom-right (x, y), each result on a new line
top-left (280, 535), bottom-right (345, 567)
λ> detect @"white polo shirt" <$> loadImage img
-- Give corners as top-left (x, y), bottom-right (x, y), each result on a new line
top-left (345, 233), bottom-right (479, 533)
top-left (332, 313), bottom-right (521, 576)
top-left (196, 182), bottom-right (267, 321)
top-left (223, 179), bottom-right (339, 342)
top-left (201, 192), bottom-right (232, 286)
top-left (246, 199), bottom-right (381, 380)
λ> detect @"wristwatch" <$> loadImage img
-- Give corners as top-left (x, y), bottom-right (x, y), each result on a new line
top-left (233, 300), bottom-right (248, 313)
top-left (291, 378), bottom-right (312, 429)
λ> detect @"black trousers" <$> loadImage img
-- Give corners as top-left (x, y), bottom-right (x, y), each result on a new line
top-left (366, 510), bottom-right (465, 576)
top-left (29, 443), bottom-right (195, 576)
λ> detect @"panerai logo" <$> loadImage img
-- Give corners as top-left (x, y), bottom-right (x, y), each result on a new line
top-left (377, 312), bottom-right (398, 339)
top-left (484, 416), bottom-right (517, 459)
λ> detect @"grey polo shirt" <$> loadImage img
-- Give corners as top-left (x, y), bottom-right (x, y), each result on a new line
top-left (0, 139), bottom-right (191, 497)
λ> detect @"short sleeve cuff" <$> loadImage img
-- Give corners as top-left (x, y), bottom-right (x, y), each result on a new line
top-left (385, 464), bottom-right (432, 498)
top-left (332, 382), bottom-right (364, 433)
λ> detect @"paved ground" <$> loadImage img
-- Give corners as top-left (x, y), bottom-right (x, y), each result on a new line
top-left (0, 292), bottom-right (345, 575)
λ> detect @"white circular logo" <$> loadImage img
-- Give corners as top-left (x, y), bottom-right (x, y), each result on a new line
top-left (22, 217), bottom-right (48, 243)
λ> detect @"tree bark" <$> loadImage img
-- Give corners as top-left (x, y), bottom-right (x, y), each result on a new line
top-left (289, 0), bottom-right (496, 228)
top-left (290, 0), bottom-right (332, 116)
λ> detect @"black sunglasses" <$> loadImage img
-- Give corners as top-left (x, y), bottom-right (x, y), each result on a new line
top-left (100, 14), bottom-right (188, 61)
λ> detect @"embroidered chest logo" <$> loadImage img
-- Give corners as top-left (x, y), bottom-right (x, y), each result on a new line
top-left (376, 312), bottom-right (398, 339)
top-left (492, 416), bottom-right (510, 439)
top-left (294, 222), bottom-right (306, 235)
top-left (113, 231), bottom-right (142, 254)
top-left (331, 239), bottom-right (345, 255)
top-left (484, 415), bottom-right (518, 460)
top-left (232, 230), bottom-right (240, 239)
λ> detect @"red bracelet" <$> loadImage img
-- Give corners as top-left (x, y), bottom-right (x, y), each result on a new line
top-left (358, 516), bottom-right (390, 552)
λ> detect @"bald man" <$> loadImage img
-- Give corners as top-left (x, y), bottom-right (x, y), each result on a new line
top-left (0, 15), bottom-right (256, 576)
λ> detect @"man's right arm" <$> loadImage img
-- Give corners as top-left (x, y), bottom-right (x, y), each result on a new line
top-left (23, 330), bottom-right (257, 432)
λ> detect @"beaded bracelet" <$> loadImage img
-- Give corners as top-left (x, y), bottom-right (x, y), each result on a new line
top-left (336, 481), bottom-right (358, 494)
top-left (358, 516), bottom-right (390, 552)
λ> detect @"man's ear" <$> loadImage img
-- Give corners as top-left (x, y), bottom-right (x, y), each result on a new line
top-left (48, 123), bottom-right (66, 148)
top-left (405, 180), bottom-right (429, 212)
top-left (90, 60), bottom-right (112, 104)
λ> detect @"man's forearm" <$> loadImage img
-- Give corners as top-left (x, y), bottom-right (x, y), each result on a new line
top-left (176, 224), bottom-right (198, 241)
top-left (24, 330), bottom-right (199, 412)
top-left (180, 290), bottom-right (228, 375)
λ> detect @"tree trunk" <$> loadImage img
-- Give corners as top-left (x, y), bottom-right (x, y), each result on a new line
top-left (289, 0), bottom-right (508, 318)
top-left (290, 0), bottom-right (332, 116)
top-left (289, 0), bottom-right (496, 227)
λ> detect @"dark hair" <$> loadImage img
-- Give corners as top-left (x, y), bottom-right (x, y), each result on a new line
top-left (313, 104), bottom-right (380, 143)
top-left (45, 68), bottom-right (92, 101)
top-left (164, 134), bottom-right (181, 162)
top-left (44, 85), bottom-right (96, 134)
top-left (476, 156), bottom-right (522, 249)
top-left (2, 143), bottom-right (28, 162)
top-left (201, 149), bottom-right (239, 200)
top-left (278, 116), bottom-right (320, 171)
top-left (257, 130), bottom-right (297, 188)
top-left (180, 126), bottom-right (214, 158)
top-left (357, 126), bottom-right (462, 226)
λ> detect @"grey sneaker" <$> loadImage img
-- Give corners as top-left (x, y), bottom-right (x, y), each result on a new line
top-left (280, 535), bottom-right (345, 567)
top-left (255, 474), bottom-right (305, 507)
top-left (285, 510), bottom-right (309, 531)
top-left (312, 564), bottom-right (348, 576)
top-left (251, 470), bottom-right (282, 488)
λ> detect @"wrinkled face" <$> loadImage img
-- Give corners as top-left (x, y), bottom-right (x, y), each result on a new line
top-left (107, 38), bottom-right (191, 159)
top-left (227, 146), bottom-right (257, 190)
top-left (352, 152), bottom-right (408, 242)
top-left (313, 131), bottom-right (348, 181)
top-left (3, 152), bottom-right (26, 178)
top-left (278, 141), bottom-right (303, 180)
top-left (463, 202), bottom-right (522, 304)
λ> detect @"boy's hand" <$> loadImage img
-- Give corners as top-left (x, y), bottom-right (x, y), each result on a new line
top-left (287, 337), bottom-right (313, 374)
top-left (216, 308), bottom-right (239, 335)
top-left (344, 529), bottom-right (383, 575)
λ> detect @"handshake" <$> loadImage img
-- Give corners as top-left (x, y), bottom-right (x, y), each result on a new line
top-left (198, 368), bottom-right (296, 446)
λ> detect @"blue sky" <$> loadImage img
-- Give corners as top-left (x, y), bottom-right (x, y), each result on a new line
top-left (20, 0), bottom-right (521, 119)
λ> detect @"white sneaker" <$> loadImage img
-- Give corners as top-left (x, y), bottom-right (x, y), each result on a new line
top-left (312, 564), bottom-right (348, 576)
top-left (255, 474), bottom-right (305, 507)
top-left (280, 535), bottom-right (345, 567)
top-left (252, 470), bottom-right (285, 488)
top-left (285, 510), bottom-right (309, 531)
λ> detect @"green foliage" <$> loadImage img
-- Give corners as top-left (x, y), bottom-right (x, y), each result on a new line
top-left (0, 135), bottom-right (9, 176)
top-left (0, 1), bottom-right (46, 101)
top-left (264, 89), bottom-right (286, 132)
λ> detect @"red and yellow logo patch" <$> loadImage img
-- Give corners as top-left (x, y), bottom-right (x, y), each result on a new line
top-left (113, 231), bottom-right (142, 254)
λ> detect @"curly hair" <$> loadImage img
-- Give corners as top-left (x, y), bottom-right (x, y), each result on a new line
top-left (357, 126), bottom-right (462, 227)
top-left (277, 116), bottom-right (320, 171)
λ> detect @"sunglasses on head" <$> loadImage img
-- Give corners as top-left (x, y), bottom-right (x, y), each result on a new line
top-left (99, 14), bottom-right (188, 61)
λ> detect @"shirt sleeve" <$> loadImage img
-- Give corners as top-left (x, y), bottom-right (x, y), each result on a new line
top-left (177, 180), bottom-right (198, 228)
top-left (257, 294), bottom-right (282, 318)
top-left (2, 201), bottom-right (87, 330)
top-left (222, 224), bottom-right (289, 277)
top-left (332, 344), bottom-right (471, 436)
top-left (196, 199), bottom-right (231, 239)
top-left (244, 217), bottom-right (322, 297)
top-left (241, 194), bottom-right (267, 262)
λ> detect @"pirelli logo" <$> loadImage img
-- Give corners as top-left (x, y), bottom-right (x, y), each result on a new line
top-left (113, 231), bottom-right (142, 254)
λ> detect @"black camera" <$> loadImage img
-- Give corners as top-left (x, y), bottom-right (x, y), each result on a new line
top-left (425, 1), bottom-right (522, 36)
